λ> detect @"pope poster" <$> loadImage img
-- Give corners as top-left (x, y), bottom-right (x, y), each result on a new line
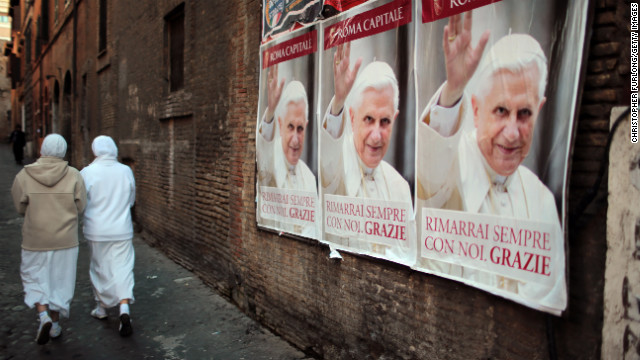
top-left (318, 0), bottom-right (416, 266)
top-left (257, 26), bottom-right (321, 239)
top-left (413, 0), bottom-right (588, 315)
top-left (254, 0), bottom-right (588, 316)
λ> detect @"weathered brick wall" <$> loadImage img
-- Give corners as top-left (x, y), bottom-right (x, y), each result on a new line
top-left (57, 0), bottom-right (629, 359)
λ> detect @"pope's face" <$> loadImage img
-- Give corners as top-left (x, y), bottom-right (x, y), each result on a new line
top-left (472, 66), bottom-right (546, 176)
top-left (278, 101), bottom-right (307, 166)
top-left (349, 86), bottom-right (398, 169)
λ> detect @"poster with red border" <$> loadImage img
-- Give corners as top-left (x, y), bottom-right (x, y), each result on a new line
top-left (257, 26), bottom-right (321, 239)
top-left (318, 0), bottom-right (416, 266)
top-left (413, 0), bottom-right (589, 315)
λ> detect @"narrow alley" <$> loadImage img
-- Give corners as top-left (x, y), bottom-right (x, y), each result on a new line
top-left (0, 142), bottom-right (308, 360)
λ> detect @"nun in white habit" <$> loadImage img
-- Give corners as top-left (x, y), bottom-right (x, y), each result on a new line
top-left (80, 135), bottom-right (136, 337)
top-left (11, 133), bottom-right (87, 344)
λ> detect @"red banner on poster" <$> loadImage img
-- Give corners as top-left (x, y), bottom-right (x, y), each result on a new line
top-left (324, 0), bottom-right (411, 50)
top-left (421, 0), bottom-right (501, 23)
top-left (262, 30), bottom-right (318, 69)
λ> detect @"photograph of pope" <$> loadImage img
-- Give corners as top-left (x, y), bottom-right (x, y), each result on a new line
top-left (257, 63), bottom-right (318, 237)
top-left (416, 12), bottom-right (566, 312)
top-left (258, 64), bottom-right (316, 193)
top-left (321, 43), bottom-right (411, 203)
top-left (320, 42), bottom-right (413, 255)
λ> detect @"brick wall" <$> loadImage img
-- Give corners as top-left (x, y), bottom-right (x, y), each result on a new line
top-left (128, 1), bottom-right (628, 359)
top-left (23, 0), bottom-right (630, 358)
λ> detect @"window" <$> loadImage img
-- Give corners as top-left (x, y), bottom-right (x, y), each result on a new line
top-left (41, 0), bottom-right (49, 43)
top-left (98, 0), bottom-right (107, 52)
top-left (165, 3), bottom-right (184, 92)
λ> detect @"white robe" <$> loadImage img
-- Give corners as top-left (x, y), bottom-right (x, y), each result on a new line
top-left (89, 240), bottom-right (135, 307)
top-left (81, 143), bottom-right (136, 308)
top-left (416, 87), bottom-right (567, 313)
top-left (21, 247), bottom-right (78, 318)
top-left (81, 155), bottom-right (135, 242)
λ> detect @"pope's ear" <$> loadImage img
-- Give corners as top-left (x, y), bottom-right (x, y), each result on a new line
top-left (349, 107), bottom-right (355, 125)
top-left (538, 96), bottom-right (547, 112)
top-left (277, 116), bottom-right (283, 128)
top-left (471, 95), bottom-right (480, 128)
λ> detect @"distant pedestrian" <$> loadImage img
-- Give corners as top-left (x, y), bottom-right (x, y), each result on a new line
top-left (9, 124), bottom-right (26, 165)
top-left (81, 135), bottom-right (136, 337)
top-left (11, 134), bottom-right (87, 345)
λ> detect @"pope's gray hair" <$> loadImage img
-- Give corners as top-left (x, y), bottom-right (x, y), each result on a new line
top-left (474, 33), bottom-right (548, 104)
top-left (346, 61), bottom-right (399, 113)
top-left (274, 80), bottom-right (308, 123)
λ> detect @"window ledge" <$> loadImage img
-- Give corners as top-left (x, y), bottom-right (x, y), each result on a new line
top-left (160, 89), bottom-right (193, 120)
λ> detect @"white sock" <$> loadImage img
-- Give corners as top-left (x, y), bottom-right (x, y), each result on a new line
top-left (119, 303), bottom-right (130, 315)
top-left (39, 311), bottom-right (50, 322)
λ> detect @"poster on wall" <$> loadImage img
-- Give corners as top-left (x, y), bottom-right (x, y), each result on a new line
top-left (256, 26), bottom-right (321, 239)
top-left (413, 0), bottom-right (588, 315)
top-left (318, 0), bottom-right (416, 266)
top-left (263, 0), bottom-right (323, 42)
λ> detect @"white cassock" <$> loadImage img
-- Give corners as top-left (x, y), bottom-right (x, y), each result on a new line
top-left (257, 114), bottom-right (318, 237)
top-left (21, 247), bottom-right (78, 318)
top-left (320, 99), bottom-right (414, 261)
top-left (416, 85), bottom-right (567, 314)
top-left (88, 240), bottom-right (135, 308)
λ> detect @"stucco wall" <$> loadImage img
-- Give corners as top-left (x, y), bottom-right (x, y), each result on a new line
top-left (603, 107), bottom-right (640, 359)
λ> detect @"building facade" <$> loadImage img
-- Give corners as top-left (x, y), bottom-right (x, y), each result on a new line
top-left (6, 0), bottom-right (634, 359)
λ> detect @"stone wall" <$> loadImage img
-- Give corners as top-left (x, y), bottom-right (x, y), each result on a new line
top-left (603, 108), bottom-right (640, 360)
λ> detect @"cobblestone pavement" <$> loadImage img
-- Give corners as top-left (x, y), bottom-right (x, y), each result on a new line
top-left (0, 143), bottom-right (308, 360)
